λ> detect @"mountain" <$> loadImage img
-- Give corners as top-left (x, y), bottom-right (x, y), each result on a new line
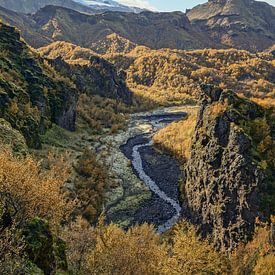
top-left (187, 0), bottom-right (275, 52)
top-left (0, 0), bottom-right (97, 14)
top-left (0, 6), bottom-right (52, 48)
top-left (74, 0), bottom-right (145, 13)
top-left (0, 0), bottom-right (274, 52)
top-left (27, 6), bottom-right (214, 49)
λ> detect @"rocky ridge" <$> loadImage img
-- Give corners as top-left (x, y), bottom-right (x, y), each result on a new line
top-left (187, 0), bottom-right (275, 52)
top-left (38, 41), bottom-right (133, 104)
top-left (184, 85), bottom-right (275, 250)
top-left (0, 22), bottom-right (77, 148)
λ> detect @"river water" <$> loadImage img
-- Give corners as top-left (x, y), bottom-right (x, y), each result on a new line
top-left (121, 112), bottom-right (186, 232)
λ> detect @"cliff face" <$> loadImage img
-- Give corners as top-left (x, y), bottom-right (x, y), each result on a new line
top-left (38, 41), bottom-right (133, 104)
top-left (184, 85), bottom-right (275, 250)
top-left (187, 0), bottom-right (275, 52)
top-left (0, 23), bottom-right (77, 148)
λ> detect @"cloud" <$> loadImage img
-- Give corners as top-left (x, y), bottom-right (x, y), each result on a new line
top-left (116, 0), bottom-right (157, 10)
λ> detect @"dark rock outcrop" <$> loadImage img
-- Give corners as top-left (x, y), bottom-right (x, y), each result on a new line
top-left (0, 23), bottom-right (77, 148)
top-left (23, 218), bottom-right (68, 274)
top-left (48, 55), bottom-right (133, 104)
top-left (184, 85), bottom-right (274, 250)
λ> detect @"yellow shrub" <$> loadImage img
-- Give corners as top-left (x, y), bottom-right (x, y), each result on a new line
top-left (254, 254), bottom-right (275, 274)
top-left (153, 108), bottom-right (197, 162)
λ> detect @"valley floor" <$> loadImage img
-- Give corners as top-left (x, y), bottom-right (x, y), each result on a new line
top-left (102, 106), bottom-right (195, 229)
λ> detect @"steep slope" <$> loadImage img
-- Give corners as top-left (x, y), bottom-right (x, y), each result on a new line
top-left (187, 0), bottom-right (275, 52)
top-left (90, 33), bottom-right (137, 54)
top-left (0, 6), bottom-right (52, 48)
top-left (106, 47), bottom-right (275, 106)
top-left (0, 23), bottom-right (77, 148)
top-left (24, 6), bottom-right (213, 49)
top-left (0, 0), bottom-right (96, 14)
top-left (184, 85), bottom-right (275, 250)
top-left (38, 41), bottom-right (133, 104)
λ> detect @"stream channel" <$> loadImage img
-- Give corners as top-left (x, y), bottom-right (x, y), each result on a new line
top-left (119, 111), bottom-right (187, 232)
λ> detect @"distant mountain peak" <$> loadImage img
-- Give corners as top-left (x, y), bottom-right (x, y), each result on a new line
top-left (73, 0), bottom-right (145, 12)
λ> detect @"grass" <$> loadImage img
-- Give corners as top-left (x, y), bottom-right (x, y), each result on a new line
top-left (153, 107), bottom-right (198, 163)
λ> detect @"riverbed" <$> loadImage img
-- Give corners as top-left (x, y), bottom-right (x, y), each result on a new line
top-left (102, 107), bottom-right (189, 231)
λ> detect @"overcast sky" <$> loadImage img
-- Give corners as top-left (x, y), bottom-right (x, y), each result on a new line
top-left (116, 0), bottom-right (275, 11)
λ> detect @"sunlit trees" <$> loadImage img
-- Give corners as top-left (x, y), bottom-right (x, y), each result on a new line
top-left (0, 150), bottom-right (73, 229)
top-left (0, 149), bottom-right (75, 272)
top-left (164, 222), bottom-right (231, 275)
top-left (153, 108), bottom-right (197, 162)
top-left (254, 254), bottom-right (275, 274)
top-left (62, 216), bottom-right (96, 273)
top-left (87, 222), bottom-right (168, 275)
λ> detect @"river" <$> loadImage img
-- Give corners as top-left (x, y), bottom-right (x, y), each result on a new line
top-left (119, 111), bottom-right (187, 232)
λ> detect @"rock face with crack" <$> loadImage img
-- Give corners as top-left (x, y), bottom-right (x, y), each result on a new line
top-left (184, 85), bottom-right (275, 250)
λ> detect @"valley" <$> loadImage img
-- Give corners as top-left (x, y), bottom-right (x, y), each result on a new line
top-left (0, 0), bottom-right (274, 273)
top-left (104, 107), bottom-right (187, 230)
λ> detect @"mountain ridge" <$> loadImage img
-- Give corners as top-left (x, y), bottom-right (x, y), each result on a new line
top-left (0, 0), bottom-right (275, 52)
top-left (187, 0), bottom-right (275, 51)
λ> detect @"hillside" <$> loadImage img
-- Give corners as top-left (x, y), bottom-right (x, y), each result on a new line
top-left (0, 22), bottom-right (77, 148)
top-left (90, 33), bottom-right (137, 55)
top-left (38, 41), bottom-right (133, 104)
top-left (0, 0), bottom-right (96, 14)
top-left (104, 45), bottom-right (275, 107)
top-left (0, 0), bottom-right (274, 52)
top-left (39, 37), bottom-right (275, 107)
top-left (187, 0), bottom-right (275, 52)
top-left (0, 6), bottom-right (52, 48)
top-left (0, 5), bottom-right (214, 50)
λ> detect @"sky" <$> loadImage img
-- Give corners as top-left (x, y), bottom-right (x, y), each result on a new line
top-left (117, 0), bottom-right (275, 11)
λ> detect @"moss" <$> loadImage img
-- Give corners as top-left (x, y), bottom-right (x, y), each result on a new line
top-left (0, 118), bottom-right (28, 154)
top-left (23, 217), bottom-right (68, 275)
top-left (23, 218), bottom-right (56, 275)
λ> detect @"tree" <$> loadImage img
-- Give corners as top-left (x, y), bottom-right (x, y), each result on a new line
top-left (164, 222), bottom-right (231, 274)
top-left (62, 216), bottom-right (96, 273)
top-left (0, 149), bottom-right (74, 229)
top-left (87, 222), bottom-right (168, 275)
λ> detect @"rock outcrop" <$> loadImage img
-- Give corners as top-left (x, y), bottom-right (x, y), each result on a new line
top-left (38, 41), bottom-right (133, 104)
top-left (184, 85), bottom-right (275, 250)
top-left (0, 23), bottom-right (77, 148)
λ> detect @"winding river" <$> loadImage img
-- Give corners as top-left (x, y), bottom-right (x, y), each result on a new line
top-left (132, 140), bottom-right (182, 233)
top-left (120, 111), bottom-right (187, 232)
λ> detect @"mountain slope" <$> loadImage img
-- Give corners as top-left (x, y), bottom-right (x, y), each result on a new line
top-left (187, 0), bottom-right (275, 52)
top-left (0, 0), bottom-right (96, 14)
top-left (0, 22), bottom-right (77, 148)
top-left (90, 33), bottom-right (137, 54)
top-left (38, 41), bottom-right (133, 104)
top-left (31, 6), bottom-right (214, 49)
top-left (0, 6), bottom-right (52, 48)
top-left (0, 5), bottom-right (214, 50)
